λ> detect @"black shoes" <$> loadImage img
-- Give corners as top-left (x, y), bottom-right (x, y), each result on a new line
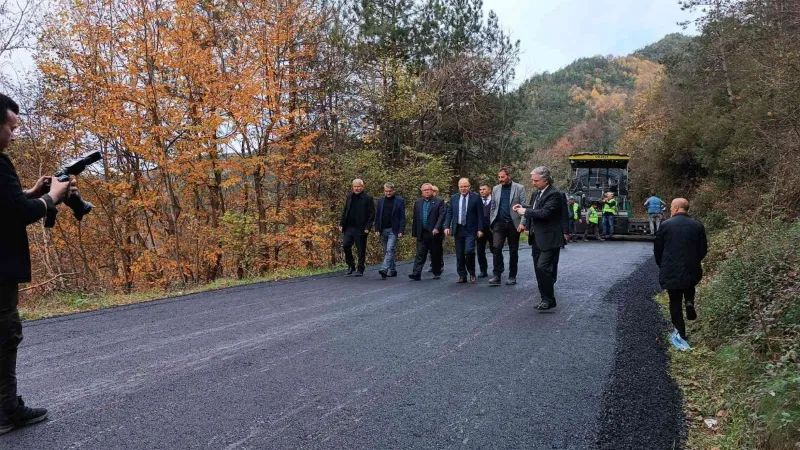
top-left (505, 277), bottom-right (517, 285)
top-left (354, 270), bottom-right (364, 277)
top-left (388, 271), bottom-right (398, 277)
top-left (477, 272), bottom-right (488, 279)
top-left (535, 300), bottom-right (556, 311)
top-left (409, 273), bottom-right (421, 281)
top-left (0, 397), bottom-right (48, 436)
top-left (378, 269), bottom-right (387, 279)
top-left (686, 302), bottom-right (697, 321)
top-left (433, 274), bottom-right (441, 279)
top-left (346, 266), bottom-right (355, 275)
top-left (488, 276), bottom-right (501, 286)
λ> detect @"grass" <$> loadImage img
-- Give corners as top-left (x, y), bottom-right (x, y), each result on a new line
top-left (20, 265), bottom-right (343, 321)
top-left (656, 220), bottom-right (800, 450)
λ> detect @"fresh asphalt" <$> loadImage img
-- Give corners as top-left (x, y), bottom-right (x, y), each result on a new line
top-left (6, 241), bottom-right (674, 450)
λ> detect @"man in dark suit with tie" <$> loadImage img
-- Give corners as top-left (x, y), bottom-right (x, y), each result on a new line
top-left (476, 182), bottom-right (494, 278)
top-left (445, 178), bottom-right (484, 283)
top-left (513, 167), bottom-right (566, 310)
top-left (409, 183), bottom-right (446, 280)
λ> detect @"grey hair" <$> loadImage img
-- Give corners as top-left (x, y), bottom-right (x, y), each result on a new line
top-left (384, 182), bottom-right (395, 190)
top-left (531, 166), bottom-right (553, 184)
top-left (420, 183), bottom-right (433, 190)
top-left (352, 179), bottom-right (364, 186)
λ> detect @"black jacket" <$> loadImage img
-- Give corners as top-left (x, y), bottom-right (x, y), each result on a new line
top-left (411, 197), bottom-right (446, 239)
top-left (654, 213), bottom-right (708, 290)
top-left (339, 192), bottom-right (375, 231)
top-left (375, 195), bottom-right (406, 235)
top-left (522, 185), bottom-right (566, 251)
top-left (444, 192), bottom-right (484, 236)
top-left (0, 152), bottom-right (54, 283)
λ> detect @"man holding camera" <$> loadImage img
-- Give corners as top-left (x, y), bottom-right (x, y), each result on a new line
top-left (0, 94), bottom-right (74, 434)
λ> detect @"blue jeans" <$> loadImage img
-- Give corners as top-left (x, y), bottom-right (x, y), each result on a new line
top-left (602, 215), bottom-right (615, 235)
top-left (380, 228), bottom-right (398, 272)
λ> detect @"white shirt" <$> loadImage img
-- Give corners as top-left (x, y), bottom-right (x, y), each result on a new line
top-left (458, 194), bottom-right (468, 225)
top-left (533, 185), bottom-right (549, 209)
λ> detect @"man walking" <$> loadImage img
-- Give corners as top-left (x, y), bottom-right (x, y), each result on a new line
top-left (567, 196), bottom-right (581, 242)
top-left (476, 182), bottom-right (494, 278)
top-left (409, 183), bottom-right (446, 281)
top-left (513, 167), bottom-right (565, 310)
top-left (375, 183), bottom-right (406, 279)
top-left (644, 192), bottom-right (666, 235)
top-left (601, 191), bottom-right (617, 238)
top-left (488, 168), bottom-right (526, 286)
top-left (1, 93), bottom-right (73, 435)
top-left (445, 178), bottom-right (484, 284)
top-left (427, 185), bottom-right (444, 273)
top-left (582, 200), bottom-right (603, 241)
top-left (654, 198), bottom-right (708, 345)
top-left (339, 179), bottom-right (375, 277)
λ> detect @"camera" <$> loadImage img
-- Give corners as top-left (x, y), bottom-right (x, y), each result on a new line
top-left (44, 151), bottom-right (103, 228)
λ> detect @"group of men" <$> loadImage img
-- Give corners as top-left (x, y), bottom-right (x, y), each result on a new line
top-left (338, 167), bottom-right (565, 311)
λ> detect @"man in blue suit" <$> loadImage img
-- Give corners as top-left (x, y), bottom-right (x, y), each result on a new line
top-left (374, 182), bottom-right (406, 279)
top-left (445, 178), bottom-right (484, 283)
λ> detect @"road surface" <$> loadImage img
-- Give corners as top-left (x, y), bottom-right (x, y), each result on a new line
top-left (6, 241), bottom-right (673, 449)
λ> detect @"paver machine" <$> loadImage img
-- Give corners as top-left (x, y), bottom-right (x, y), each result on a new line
top-left (566, 153), bottom-right (652, 239)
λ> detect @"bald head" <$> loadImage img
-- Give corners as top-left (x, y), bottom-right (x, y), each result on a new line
top-left (671, 198), bottom-right (689, 216)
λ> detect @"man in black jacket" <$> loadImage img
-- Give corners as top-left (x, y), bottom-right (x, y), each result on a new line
top-left (0, 94), bottom-right (72, 435)
top-left (654, 198), bottom-right (708, 341)
top-left (409, 183), bottom-right (446, 280)
top-left (513, 166), bottom-right (566, 311)
top-left (476, 182), bottom-right (494, 278)
top-left (338, 179), bottom-right (375, 277)
top-left (374, 182), bottom-right (406, 279)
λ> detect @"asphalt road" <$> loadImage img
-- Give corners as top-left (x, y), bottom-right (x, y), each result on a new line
top-left (7, 241), bottom-right (658, 450)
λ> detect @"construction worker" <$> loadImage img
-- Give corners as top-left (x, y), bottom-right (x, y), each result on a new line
top-left (601, 191), bottom-right (617, 238)
top-left (567, 196), bottom-right (581, 242)
top-left (582, 200), bottom-right (603, 241)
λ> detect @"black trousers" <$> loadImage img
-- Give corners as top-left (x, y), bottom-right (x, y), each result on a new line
top-left (583, 222), bottom-right (600, 240)
top-left (531, 240), bottom-right (560, 304)
top-left (0, 283), bottom-right (21, 417)
top-left (343, 227), bottom-right (368, 271)
top-left (476, 227), bottom-right (493, 275)
top-left (667, 288), bottom-right (696, 339)
top-left (491, 221), bottom-right (520, 277)
top-left (413, 230), bottom-right (443, 276)
top-left (454, 228), bottom-right (477, 278)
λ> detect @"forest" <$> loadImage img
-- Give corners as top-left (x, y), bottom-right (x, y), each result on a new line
top-left (1, 0), bottom-right (799, 446)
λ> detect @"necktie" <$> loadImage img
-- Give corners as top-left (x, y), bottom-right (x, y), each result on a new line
top-left (533, 191), bottom-right (541, 209)
top-left (460, 195), bottom-right (467, 225)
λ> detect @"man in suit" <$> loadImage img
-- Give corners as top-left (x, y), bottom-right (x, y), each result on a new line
top-left (445, 178), bottom-right (484, 283)
top-left (374, 182), bottom-right (406, 279)
top-left (428, 185), bottom-right (445, 273)
top-left (488, 168), bottom-right (526, 286)
top-left (409, 183), bottom-right (446, 280)
top-left (476, 182), bottom-right (494, 278)
top-left (513, 166), bottom-right (566, 310)
top-left (338, 179), bottom-right (375, 277)
top-left (654, 198), bottom-right (708, 342)
top-left (1, 94), bottom-right (73, 435)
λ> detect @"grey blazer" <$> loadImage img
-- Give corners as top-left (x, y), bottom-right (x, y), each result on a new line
top-left (490, 181), bottom-right (527, 228)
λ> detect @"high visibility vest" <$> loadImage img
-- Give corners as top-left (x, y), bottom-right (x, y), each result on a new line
top-left (570, 202), bottom-right (579, 220)
top-left (588, 207), bottom-right (599, 224)
top-left (602, 198), bottom-right (617, 215)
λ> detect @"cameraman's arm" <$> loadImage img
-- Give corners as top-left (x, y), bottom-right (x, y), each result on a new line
top-left (0, 156), bottom-right (55, 225)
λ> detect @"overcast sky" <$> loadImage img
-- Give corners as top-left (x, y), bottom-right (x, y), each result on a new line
top-left (2, 0), bottom-right (699, 85)
top-left (483, 0), bottom-right (699, 82)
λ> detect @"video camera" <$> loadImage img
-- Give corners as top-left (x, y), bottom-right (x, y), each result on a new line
top-left (44, 150), bottom-right (103, 228)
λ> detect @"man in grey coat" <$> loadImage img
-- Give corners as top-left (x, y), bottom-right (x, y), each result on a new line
top-left (488, 168), bottom-right (526, 286)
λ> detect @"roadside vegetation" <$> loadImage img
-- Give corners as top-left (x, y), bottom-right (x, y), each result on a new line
top-left (637, 1), bottom-right (800, 447)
